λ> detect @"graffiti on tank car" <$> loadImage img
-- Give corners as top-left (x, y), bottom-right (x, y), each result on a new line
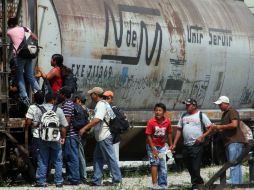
top-left (102, 3), bottom-right (162, 66)
top-left (187, 25), bottom-right (233, 47)
top-left (189, 76), bottom-right (210, 105)
top-left (126, 20), bottom-right (137, 48)
top-left (187, 25), bottom-right (203, 44)
top-left (72, 64), bottom-right (113, 79)
top-left (170, 58), bottom-right (185, 66)
top-left (74, 65), bottom-right (164, 92)
top-left (208, 28), bottom-right (232, 47)
top-left (240, 87), bottom-right (254, 105)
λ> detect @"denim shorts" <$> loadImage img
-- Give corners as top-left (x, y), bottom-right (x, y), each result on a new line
top-left (146, 144), bottom-right (167, 166)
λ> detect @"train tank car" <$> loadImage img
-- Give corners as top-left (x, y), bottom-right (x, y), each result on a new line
top-left (1, 0), bottom-right (254, 167)
top-left (33, 0), bottom-right (254, 162)
top-left (35, 0), bottom-right (254, 111)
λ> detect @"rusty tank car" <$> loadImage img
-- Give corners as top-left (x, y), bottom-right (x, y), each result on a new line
top-left (0, 0), bottom-right (254, 179)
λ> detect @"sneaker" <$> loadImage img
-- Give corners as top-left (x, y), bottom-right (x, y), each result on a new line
top-left (32, 183), bottom-right (48, 187)
top-left (20, 96), bottom-right (31, 107)
top-left (104, 181), bottom-right (120, 186)
top-left (55, 183), bottom-right (63, 188)
top-left (80, 178), bottom-right (88, 184)
top-left (89, 181), bottom-right (101, 186)
top-left (158, 185), bottom-right (167, 189)
top-left (63, 180), bottom-right (79, 186)
top-left (151, 183), bottom-right (159, 189)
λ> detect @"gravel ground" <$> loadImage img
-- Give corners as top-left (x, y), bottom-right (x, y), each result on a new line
top-left (0, 165), bottom-right (251, 190)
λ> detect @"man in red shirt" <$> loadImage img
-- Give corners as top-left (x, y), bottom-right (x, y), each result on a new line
top-left (146, 103), bottom-right (172, 189)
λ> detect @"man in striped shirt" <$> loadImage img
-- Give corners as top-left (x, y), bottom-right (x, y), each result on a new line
top-left (59, 87), bottom-right (80, 185)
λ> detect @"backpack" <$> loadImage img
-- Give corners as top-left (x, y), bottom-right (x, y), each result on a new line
top-left (37, 105), bottom-right (61, 142)
top-left (17, 27), bottom-right (39, 59)
top-left (239, 121), bottom-right (253, 143)
top-left (105, 105), bottom-right (130, 134)
top-left (61, 67), bottom-right (77, 93)
top-left (72, 103), bottom-right (89, 130)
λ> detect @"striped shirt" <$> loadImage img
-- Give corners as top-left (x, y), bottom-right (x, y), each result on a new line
top-left (62, 99), bottom-right (78, 137)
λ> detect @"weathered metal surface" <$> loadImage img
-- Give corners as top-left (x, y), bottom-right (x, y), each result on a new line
top-left (35, 0), bottom-right (254, 111)
top-left (125, 108), bottom-right (254, 125)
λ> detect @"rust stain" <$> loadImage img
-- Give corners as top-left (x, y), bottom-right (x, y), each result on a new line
top-left (91, 48), bottom-right (118, 59)
top-left (159, 1), bottom-right (186, 62)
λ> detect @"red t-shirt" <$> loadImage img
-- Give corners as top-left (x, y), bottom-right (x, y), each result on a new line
top-left (49, 67), bottom-right (63, 93)
top-left (145, 117), bottom-right (172, 147)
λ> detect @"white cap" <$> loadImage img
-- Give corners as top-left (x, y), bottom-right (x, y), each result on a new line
top-left (214, 96), bottom-right (230, 104)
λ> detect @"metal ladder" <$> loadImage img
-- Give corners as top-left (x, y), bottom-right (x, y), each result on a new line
top-left (0, 0), bottom-right (9, 166)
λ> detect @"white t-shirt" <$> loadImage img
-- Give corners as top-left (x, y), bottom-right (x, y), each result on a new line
top-left (26, 104), bottom-right (68, 138)
top-left (93, 101), bottom-right (113, 142)
top-left (26, 105), bottom-right (40, 138)
top-left (177, 111), bottom-right (212, 146)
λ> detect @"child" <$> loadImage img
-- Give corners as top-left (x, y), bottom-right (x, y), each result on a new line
top-left (146, 103), bottom-right (173, 189)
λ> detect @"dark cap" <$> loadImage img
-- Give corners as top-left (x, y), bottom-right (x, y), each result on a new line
top-left (182, 98), bottom-right (197, 105)
top-left (74, 94), bottom-right (87, 103)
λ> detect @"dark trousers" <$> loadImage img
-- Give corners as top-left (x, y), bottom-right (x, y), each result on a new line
top-left (183, 144), bottom-right (204, 189)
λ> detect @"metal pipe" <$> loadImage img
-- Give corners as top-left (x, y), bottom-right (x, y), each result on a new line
top-left (2, 0), bottom-right (7, 72)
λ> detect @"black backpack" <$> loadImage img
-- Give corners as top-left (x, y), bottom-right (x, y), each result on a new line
top-left (72, 103), bottom-right (89, 130)
top-left (105, 106), bottom-right (130, 134)
top-left (17, 27), bottom-right (39, 59)
top-left (61, 67), bottom-right (77, 93)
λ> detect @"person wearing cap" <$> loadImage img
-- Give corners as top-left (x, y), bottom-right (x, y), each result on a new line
top-left (170, 98), bottom-right (213, 190)
top-left (59, 87), bottom-right (80, 185)
top-left (79, 87), bottom-right (122, 186)
top-left (212, 96), bottom-right (245, 184)
top-left (103, 90), bottom-right (121, 165)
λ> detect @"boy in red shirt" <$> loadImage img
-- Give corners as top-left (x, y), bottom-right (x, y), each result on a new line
top-left (146, 103), bottom-right (172, 189)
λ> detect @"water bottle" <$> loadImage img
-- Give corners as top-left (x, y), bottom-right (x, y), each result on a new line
top-left (166, 149), bottom-right (175, 165)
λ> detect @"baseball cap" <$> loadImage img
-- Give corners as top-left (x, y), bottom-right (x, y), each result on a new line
top-left (87, 87), bottom-right (104, 95)
top-left (182, 98), bottom-right (197, 105)
top-left (103, 90), bottom-right (114, 97)
top-left (74, 94), bottom-right (87, 103)
top-left (214, 96), bottom-right (230, 104)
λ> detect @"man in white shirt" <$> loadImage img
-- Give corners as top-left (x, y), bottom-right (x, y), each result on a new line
top-left (170, 98), bottom-right (213, 190)
top-left (25, 91), bottom-right (45, 174)
top-left (31, 93), bottom-right (68, 187)
top-left (79, 87), bottom-right (122, 186)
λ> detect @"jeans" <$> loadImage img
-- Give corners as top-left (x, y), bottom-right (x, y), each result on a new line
top-left (226, 142), bottom-right (244, 184)
top-left (15, 57), bottom-right (40, 98)
top-left (36, 140), bottom-right (63, 185)
top-left (93, 135), bottom-right (122, 185)
top-left (183, 144), bottom-right (204, 189)
top-left (113, 142), bottom-right (120, 166)
top-left (31, 137), bottom-right (40, 169)
top-left (79, 136), bottom-right (87, 180)
top-left (64, 135), bottom-right (80, 182)
top-left (146, 145), bottom-right (168, 187)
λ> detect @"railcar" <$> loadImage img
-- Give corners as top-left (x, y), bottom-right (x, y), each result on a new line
top-left (0, 0), bottom-right (254, 179)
